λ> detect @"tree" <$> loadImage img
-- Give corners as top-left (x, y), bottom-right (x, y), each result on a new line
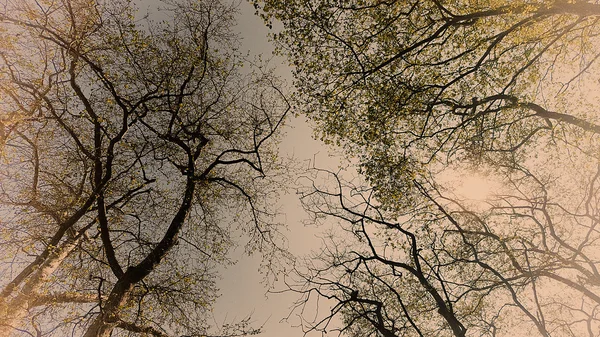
top-left (253, 0), bottom-right (600, 336)
top-left (289, 169), bottom-right (468, 337)
top-left (0, 0), bottom-right (289, 336)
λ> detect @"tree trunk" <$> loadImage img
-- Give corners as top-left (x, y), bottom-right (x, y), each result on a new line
top-left (0, 236), bottom-right (82, 335)
top-left (83, 279), bottom-right (134, 337)
top-left (83, 175), bottom-right (196, 336)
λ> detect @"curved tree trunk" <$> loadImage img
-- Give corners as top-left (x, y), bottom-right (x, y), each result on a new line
top-left (83, 174), bottom-right (196, 337)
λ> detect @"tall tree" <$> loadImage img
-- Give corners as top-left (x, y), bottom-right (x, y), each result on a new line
top-left (254, 0), bottom-right (600, 336)
top-left (0, 0), bottom-right (289, 336)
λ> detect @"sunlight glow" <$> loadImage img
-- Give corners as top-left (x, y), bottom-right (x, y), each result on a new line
top-left (453, 173), bottom-right (497, 201)
top-left (437, 167), bottom-right (502, 204)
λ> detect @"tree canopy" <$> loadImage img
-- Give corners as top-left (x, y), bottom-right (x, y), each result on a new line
top-left (255, 0), bottom-right (600, 181)
top-left (0, 0), bottom-right (289, 336)
top-left (253, 0), bottom-right (600, 336)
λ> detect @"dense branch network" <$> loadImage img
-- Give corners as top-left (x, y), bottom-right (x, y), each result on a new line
top-left (0, 0), bottom-right (289, 336)
top-left (286, 163), bottom-right (600, 337)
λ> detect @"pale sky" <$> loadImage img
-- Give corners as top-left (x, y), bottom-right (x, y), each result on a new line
top-left (212, 2), bottom-right (341, 336)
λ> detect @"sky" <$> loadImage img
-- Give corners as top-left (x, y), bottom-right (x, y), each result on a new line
top-left (212, 2), bottom-right (341, 337)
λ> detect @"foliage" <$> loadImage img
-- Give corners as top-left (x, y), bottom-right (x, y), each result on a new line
top-left (254, 0), bottom-right (600, 196)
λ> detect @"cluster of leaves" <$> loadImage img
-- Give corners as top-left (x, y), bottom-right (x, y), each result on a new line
top-left (256, 0), bottom-right (600, 193)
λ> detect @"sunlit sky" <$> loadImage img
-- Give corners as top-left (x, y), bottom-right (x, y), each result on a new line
top-left (437, 164), bottom-right (503, 205)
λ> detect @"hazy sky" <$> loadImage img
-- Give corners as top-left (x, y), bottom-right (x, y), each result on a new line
top-left (212, 2), bottom-right (341, 336)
